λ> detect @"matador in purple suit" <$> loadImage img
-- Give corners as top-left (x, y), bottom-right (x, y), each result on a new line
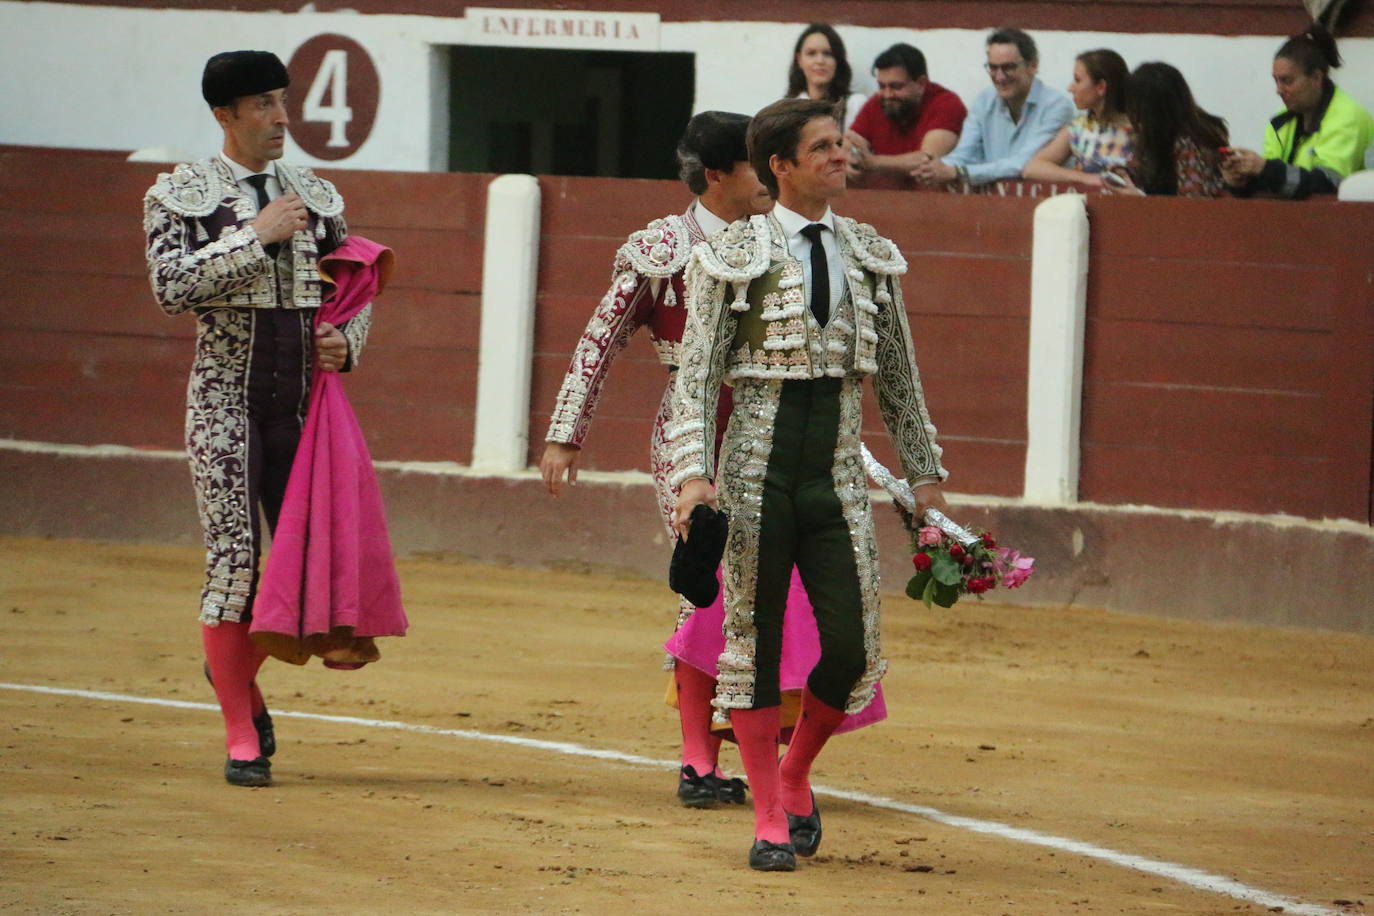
top-left (143, 51), bottom-right (369, 788)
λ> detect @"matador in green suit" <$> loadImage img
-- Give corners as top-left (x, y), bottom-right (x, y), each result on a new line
top-left (669, 98), bottom-right (949, 872)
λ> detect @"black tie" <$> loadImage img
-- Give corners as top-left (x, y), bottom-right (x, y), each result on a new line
top-left (799, 222), bottom-right (829, 327)
top-left (244, 173), bottom-right (281, 259)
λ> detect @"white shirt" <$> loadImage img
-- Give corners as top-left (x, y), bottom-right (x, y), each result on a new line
top-left (690, 198), bottom-right (730, 238)
top-left (219, 152), bottom-right (281, 212)
top-left (773, 201), bottom-right (845, 313)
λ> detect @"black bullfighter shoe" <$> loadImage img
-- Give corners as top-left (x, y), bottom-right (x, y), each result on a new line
top-left (786, 792), bottom-right (822, 857)
top-left (710, 772), bottom-right (748, 805)
top-left (748, 839), bottom-right (797, 872)
top-left (224, 756), bottom-right (271, 787)
top-left (676, 765), bottom-right (720, 808)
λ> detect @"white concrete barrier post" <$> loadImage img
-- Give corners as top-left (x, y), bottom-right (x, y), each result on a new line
top-left (1023, 193), bottom-right (1090, 504)
top-left (472, 174), bottom-right (541, 473)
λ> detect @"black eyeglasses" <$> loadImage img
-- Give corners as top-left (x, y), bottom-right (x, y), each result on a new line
top-left (985, 62), bottom-right (1024, 75)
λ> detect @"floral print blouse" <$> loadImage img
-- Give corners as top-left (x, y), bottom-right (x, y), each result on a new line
top-left (1068, 113), bottom-right (1133, 173)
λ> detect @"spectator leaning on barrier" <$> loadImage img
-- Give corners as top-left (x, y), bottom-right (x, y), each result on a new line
top-left (1022, 48), bottom-right (1132, 189)
top-left (787, 23), bottom-right (869, 133)
top-left (1116, 62), bottom-right (1229, 197)
top-left (1223, 23), bottom-right (1374, 198)
top-left (845, 42), bottom-right (967, 188)
top-left (913, 27), bottom-right (1074, 189)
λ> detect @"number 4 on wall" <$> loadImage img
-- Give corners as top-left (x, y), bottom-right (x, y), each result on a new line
top-left (303, 49), bottom-right (353, 148)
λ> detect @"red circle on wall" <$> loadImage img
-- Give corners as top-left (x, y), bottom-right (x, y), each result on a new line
top-left (286, 34), bottom-right (380, 161)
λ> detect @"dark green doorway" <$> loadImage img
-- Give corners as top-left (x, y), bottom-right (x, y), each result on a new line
top-left (448, 45), bottom-right (695, 179)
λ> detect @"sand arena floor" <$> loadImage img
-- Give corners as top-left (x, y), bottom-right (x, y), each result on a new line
top-left (1, 536), bottom-right (1370, 915)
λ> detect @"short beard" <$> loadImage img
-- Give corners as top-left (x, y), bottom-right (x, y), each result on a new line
top-left (882, 98), bottom-right (918, 129)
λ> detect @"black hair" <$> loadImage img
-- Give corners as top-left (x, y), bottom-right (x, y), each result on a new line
top-left (872, 43), bottom-right (928, 81)
top-left (986, 27), bottom-right (1038, 65)
top-left (785, 23), bottom-right (855, 101)
top-left (1275, 21), bottom-right (1342, 74)
top-left (677, 111), bottom-right (751, 195)
top-left (1127, 62), bottom-right (1229, 195)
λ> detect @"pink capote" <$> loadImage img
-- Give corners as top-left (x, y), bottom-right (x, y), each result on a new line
top-left (251, 236), bottom-right (407, 667)
top-left (665, 567), bottom-right (887, 742)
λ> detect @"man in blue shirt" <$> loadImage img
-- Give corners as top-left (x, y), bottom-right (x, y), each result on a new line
top-left (913, 28), bottom-right (1074, 187)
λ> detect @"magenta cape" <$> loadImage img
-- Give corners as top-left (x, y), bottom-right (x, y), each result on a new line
top-left (664, 568), bottom-right (887, 742)
top-left (251, 236), bottom-right (407, 667)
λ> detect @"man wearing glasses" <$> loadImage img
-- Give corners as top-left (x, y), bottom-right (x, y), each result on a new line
top-left (913, 27), bottom-right (1073, 188)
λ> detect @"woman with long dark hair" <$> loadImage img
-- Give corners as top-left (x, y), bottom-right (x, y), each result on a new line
top-left (1120, 62), bottom-right (1228, 196)
top-left (1023, 48), bottom-right (1132, 187)
top-left (786, 23), bottom-right (868, 131)
top-left (1223, 22), bottom-right (1373, 197)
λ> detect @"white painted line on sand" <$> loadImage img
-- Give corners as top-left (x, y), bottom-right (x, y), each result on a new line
top-left (1, 681), bottom-right (1340, 916)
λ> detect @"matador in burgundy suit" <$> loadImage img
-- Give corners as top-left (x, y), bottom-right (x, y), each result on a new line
top-left (143, 51), bottom-right (368, 787)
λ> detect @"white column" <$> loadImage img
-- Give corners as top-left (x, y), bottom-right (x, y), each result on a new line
top-left (426, 44), bottom-right (451, 173)
top-left (1023, 193), bottom-right (1090, 504)
top-left (472, 174), bottom-right (541, 473)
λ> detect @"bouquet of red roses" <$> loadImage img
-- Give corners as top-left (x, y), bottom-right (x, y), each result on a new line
top-left (903, 509), bottom-right (1034, 608)
top-left (858, 444), bottom-right (1033, 609)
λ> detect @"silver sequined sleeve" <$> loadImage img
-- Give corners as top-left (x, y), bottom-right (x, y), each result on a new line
top-left (545, 251), bottom-right (653, 447)
top-left (666, 257), bottom-right (735, 488)
top-left (143, 197), bottom-right (271, 317)
top-left (872, 275), bottom-right (948, 486)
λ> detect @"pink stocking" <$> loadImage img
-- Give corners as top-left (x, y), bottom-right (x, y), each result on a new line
top-left (675, 663), bottom-right (722, 775)
top-left (202, 621), bottom-right (269, 761)
top-left (779, 688), bottom-right (846, 816)
top-left (731, 706), bottom-right (789, 844)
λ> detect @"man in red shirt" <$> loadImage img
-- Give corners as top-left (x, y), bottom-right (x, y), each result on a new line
top-left (846, 43), bottom-right (967, 189)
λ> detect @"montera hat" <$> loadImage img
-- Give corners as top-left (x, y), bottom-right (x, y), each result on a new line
top-left (668, 505), bottom-right (730, 608)
top-left (202, 50), bottom-right (290, 108)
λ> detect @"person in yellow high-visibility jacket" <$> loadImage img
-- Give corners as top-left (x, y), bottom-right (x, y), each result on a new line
top-left (1223, 22), bottom-right (1373, 198)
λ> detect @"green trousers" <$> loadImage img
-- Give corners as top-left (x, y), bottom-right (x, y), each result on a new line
top-left (743, 377), bottom-right (868, 710)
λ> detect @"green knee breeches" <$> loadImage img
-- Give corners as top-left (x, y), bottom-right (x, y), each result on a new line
top-left (748, 377), bottom-right (867, 710)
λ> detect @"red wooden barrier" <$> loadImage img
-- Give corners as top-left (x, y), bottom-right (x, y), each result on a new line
top-left (3, 149), bottom-right (1371, 522)
top-left (1081, 195), bottom-right (1374, 521)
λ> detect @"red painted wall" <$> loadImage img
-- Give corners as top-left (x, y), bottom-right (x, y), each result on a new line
top-left (1080, 195), bottom-right (1374, 520)
top-left (0, 150), bottom-right (487, 464)
top-left (2, 149), bottom-right (1371, 522)
top-left (37, 0), bottom-right (1374, 37)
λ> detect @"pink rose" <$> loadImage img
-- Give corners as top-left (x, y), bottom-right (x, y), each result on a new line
top-left (996, 548), bottom-right (1035, 589)
top-left (917, 526), bottom-right (944, 547)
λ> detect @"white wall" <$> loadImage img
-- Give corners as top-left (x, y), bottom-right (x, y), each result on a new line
top-left (679, 23), bottom-right (1374, 154)
top-left (0, 2), bottom-right (469, 168)
top-left (3, 1), bottom-right (1372, 169)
